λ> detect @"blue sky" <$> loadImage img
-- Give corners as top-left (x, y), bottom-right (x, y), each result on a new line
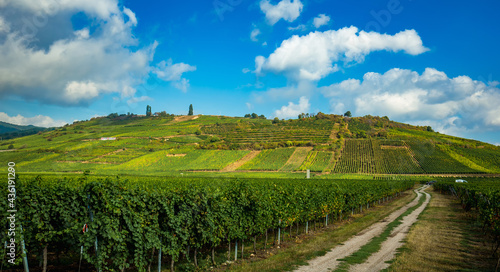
top-left (0, 0), bottom-right (499, 144)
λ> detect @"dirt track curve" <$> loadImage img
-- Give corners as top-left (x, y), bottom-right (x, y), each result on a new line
top-left (294, 185), bottom-right (430, 272)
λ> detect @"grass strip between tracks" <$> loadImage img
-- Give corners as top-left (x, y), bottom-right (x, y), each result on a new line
top-left (333, 188), bottom-right (427, 272)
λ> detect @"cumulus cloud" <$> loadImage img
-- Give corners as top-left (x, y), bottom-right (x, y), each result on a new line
top-left (0, 3), bottom-right (153, 106)
top-left (260, 0), bottom-right (303, 25)
top-left (3, 0), bottom-right (120, 20)
top-left (0, 112), bottom-right (67, 127)
top-left (255, 26), bottom-right (428, 81)
top-left (0, 1), bottom-right (196, 106)
top-left (153, 59), bottom-right (196, 92)
top-left (250, 28), bottom-right (261, 42)
top-left (274, 96), bottom-right (310, 119)
top-left (313, 14), bottom-right (330, 28)
top-left (153, 59), bottom-right (197, 82)
top-left (321, 67), bottom-right (500, 136)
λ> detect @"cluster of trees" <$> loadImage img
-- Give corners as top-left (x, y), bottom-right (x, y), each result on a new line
top-left (244, 113), bottom-right (266, 119)
top-left (144, 104), bottom-right (194, 117)
top-left (107, 112), bottom-right (138, 119)
top-left (297, 112), bottom-right (351, 120)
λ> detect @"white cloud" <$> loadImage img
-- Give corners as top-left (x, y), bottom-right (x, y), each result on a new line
top-left (153, 59), bottom-right (196, 81)
top-left (246, 102), bottom-right (253, 110)
top-left (173, 78), bottom-right (191, 93)
top-left (0, 3), bottom-right (161, 106)
top-left (250, 28), bottom-right (261, 42)
top-left (256, 26), bottom-right (428, 81)
top-left (0, 112), bottom-right (67, 127)
top-left (153, 59), bottom-right (196, 92)
top-left (288, 24), bottom-right (306, 31)
top-left (123, 7), bottom-right (137, 26)
top-left (3, 0), bottom-right (120, 20)
top-left (274, 96), bottom-right (310, 119)
top-left (260, 0), bottom-right (303, 25)
top-left (313, 14), bottom-right (330, 28)
top-left (0, 16), bottom-right (9, 33)
top-left (321, 67), bottom-right (500, 136)
top-left (127, 95), bottom-right (151, 105)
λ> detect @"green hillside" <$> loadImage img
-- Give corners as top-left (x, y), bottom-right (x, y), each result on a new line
top-left (0, 121), bottom-right (53, 140)
top-left (0, 113), bottom-right (498, 176)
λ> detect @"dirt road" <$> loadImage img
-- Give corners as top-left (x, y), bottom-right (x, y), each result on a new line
top-left (294, 185), bottom-right (430, 272)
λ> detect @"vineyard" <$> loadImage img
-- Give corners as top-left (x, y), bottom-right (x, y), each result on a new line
top-left (330, 138), bottom-right (496, 175)
top-left (279, 147), bottom-right (312, 171)
top-left (405, 140), bottom-right (479, 173)
top-left (433, 178), bottom-right (500, 255)
top-left (238, 148), bottom-right (296, 171)
top-left (333, 139), bottom-right (377, 173)
top-left (201, 118), bottom-right (336, 145)
top-left (0, 114), bottom-right (499, 176)
top-left (298, 151), bottom-right (333, 172)
top-left (0, 175), bottom-right (413, 271)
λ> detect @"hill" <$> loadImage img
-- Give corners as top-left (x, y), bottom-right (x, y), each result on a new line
top-left (0, 113), bottom-right (498, 176)
top-left (0, 120), bottom-right (54, 140)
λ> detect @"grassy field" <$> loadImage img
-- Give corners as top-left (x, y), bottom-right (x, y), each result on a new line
top-left (386, 188), bottom-right (497, 271)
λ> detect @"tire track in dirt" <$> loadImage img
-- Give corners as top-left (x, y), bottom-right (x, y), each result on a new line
top-left (349, 187), bottom-right (430, 272)
top-left (294, 186), bottom-right (428, 272)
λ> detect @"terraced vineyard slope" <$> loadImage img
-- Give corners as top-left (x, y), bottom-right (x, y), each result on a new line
top-left (0, 114), bottom-right (498, 175)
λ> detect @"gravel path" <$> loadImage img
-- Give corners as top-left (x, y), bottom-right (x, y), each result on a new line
top-left (294, 186), bottom-right (428, 272)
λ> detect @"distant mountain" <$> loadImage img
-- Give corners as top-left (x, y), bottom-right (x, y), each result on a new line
top-left (0, 121), bottom-right (53, 140)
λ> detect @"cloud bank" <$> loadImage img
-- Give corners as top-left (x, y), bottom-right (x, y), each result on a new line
top-left (321, 68), bottom-right (500, 136)
top-left (0, 112), bottom-right (67, 127)
top-left (255, 26), bottom-right (428, 81)
top-left (0, 0), bottom-right (195, 106)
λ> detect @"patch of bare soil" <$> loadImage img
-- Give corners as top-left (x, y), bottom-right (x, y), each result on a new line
top-left (165, 153), bottom-right (186, 157)
top-left (162, 115), bottom-right (200, 125)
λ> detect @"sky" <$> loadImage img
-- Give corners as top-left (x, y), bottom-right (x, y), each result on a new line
top-left (0, 0), bottom-right (499, 145)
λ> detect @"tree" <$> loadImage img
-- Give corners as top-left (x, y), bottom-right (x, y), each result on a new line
top-left (188, 104), bottom-right (194, 115)
top-left (146, 105), bottom-right (152, 116)
top-left (344, 111), bottom-right (352, 117)
top-left (272, 117), bottom-right (280, 124)
top-left (244, 114), bottom-right (251, 118)
top-left (426, 126), bottom-right (434, 132)
top-left (259, 114), bottom-right (265, 119)
top-left (251, 113), bottom-right (258, 119)
top-left (159, 111), bottom-right (167, 117)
